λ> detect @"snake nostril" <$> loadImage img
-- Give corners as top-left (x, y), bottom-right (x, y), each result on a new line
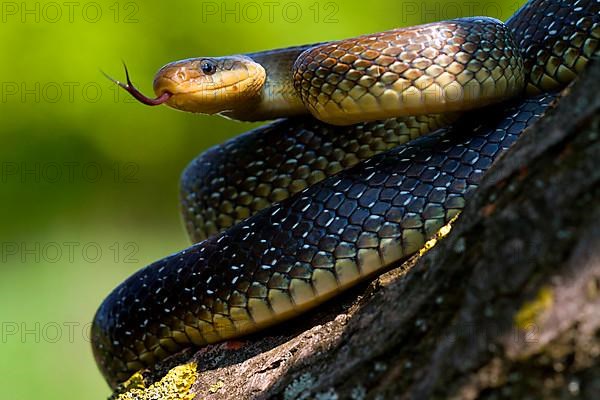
top-left (176, 68), bottom-right (187, 82)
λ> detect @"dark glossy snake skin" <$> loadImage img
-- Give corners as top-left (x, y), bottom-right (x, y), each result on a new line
top-left (182, 113), bottom-right (456, 242)
top-left (92, 0), bottom-right (600, 388)
top-left (507, 0), bottom-right (599, 92)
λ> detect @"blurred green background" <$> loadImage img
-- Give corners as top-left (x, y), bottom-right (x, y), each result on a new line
top-left (0, 0), bottom-right (526, 398)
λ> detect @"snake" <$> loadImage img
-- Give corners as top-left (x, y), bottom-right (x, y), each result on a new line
top-left (93, 0), bottom-right (599, 388)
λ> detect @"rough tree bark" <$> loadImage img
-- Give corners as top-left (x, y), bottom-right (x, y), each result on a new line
top-left (113, 63), bottom-right (600, 400)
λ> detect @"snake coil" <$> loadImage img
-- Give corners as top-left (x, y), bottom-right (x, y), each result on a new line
top-left (93, 0), bottom-right (599, 388)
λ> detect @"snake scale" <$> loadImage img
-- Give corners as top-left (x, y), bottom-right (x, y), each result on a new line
top-left (94, 0), bottom-right (599, 388)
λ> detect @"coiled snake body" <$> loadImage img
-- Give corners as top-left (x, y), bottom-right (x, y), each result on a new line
top-left (94, 0), bottom-right (599, 387)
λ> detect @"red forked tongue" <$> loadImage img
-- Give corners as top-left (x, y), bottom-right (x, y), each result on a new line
top-left (102, 62), bottom-right (171, 106)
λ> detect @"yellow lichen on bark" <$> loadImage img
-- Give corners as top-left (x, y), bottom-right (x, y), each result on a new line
top-left (514, 286), bottom-right (554, 330)
top-left (116, 363), bottom-right (198, 400)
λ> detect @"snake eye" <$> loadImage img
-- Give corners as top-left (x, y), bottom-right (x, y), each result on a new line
top-left (200, 60), bottom-right (217, 75)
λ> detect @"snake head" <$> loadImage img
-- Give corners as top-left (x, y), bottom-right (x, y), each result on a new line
top-left (152, 56), bottom-right (267, 115)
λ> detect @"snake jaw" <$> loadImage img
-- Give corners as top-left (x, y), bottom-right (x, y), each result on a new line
top-left (103, 63), bottom-right (173, 106)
